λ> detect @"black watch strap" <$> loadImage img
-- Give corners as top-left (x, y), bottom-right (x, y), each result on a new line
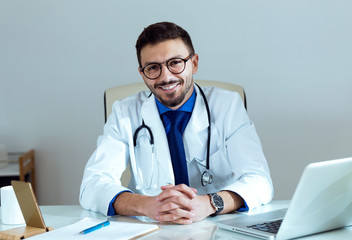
top-left (209, 193), bottom-right (224, 217)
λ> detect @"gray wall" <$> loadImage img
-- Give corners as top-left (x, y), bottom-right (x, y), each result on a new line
top-left (1, 0), bottom-right (351, 205)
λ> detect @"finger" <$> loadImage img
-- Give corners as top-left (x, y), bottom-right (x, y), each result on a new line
top-left (156, 212), bottom-right (179, 223)
top-left (157, 208), bottom-right (195, 223)
top-left (161, 184), bottom-right (197, 196)
top-left (157, 189), bottom-right (194, 205)
top-left (173, 184), bottom-right (197, 198)
top-left (158, 184), bottom-right (196, 201)
top-left (171, 218), bottom-right (193, 225)
top-left (158, 201), bottom-right (180, 213)
top-left (159, 217), bottom-right (193, 225)
top-left (160, 184), bottom-right (197, 194)
top-left (158, 195), bottom-right (195, 212)
top-left (160, 184), bottom-right (174, 190)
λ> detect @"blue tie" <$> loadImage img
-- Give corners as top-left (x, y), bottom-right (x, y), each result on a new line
top-left (163, 111), bottom-right (191, 186)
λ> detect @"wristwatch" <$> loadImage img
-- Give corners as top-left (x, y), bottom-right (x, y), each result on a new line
top-left (209, 193), bottom-right (224, 217)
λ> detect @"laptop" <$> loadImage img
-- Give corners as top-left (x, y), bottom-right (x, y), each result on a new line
top-left (217, 157), bottom-right (352, 240)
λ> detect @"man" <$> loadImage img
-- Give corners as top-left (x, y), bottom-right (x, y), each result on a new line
top-left (80, 22), bottom-right (273, 224)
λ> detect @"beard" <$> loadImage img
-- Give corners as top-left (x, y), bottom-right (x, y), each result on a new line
top-left (150, 78), bottom-right (193, 108)
top-left (160, 90), bottom-right (187, 108)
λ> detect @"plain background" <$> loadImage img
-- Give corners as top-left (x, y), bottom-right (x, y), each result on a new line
top-left (0, 0), bottom-right (351, 205)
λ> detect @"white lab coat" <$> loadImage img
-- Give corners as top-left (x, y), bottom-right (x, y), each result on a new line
top-left (80, 85), bottom-right (273, 215)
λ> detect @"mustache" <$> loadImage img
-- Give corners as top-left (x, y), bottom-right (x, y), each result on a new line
top-left (154, 80), bottom-right (183, 88)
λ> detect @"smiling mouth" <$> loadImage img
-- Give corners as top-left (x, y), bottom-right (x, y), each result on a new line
top-left (160, 83), bottom-right (178, 90)
top-left (155, 80), bottom-right (182, 92)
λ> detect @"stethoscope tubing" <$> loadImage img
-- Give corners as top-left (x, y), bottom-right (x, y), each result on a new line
top-left (133, 121), bottom-right (154, 146)
top-left (195, 83), bottom-right (211, 171)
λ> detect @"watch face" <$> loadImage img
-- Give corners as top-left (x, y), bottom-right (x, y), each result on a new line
top-left (210, 193), bottom-right (224, 216)
top-left (213, 194), bottom-right (224, 208)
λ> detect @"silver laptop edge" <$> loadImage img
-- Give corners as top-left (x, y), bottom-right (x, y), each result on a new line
top-left (217, 157), bottom-right (352, 240)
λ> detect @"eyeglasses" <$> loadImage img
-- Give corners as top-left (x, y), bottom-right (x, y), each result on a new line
top-left (140, 54), bottom-right (194, 80)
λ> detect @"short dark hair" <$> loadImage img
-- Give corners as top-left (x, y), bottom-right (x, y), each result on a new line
top-left (136, 22), bottom-right (195, 67)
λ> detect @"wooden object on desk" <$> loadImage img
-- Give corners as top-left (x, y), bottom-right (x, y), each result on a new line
top-left (18, 149), bottom-right (36, 194)
top-left (0, 181), bottom-right (53, 239)
top-left (0, 226), bottom-right (51, 240)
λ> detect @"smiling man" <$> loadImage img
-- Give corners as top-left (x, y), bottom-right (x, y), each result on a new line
top-left (80, 22), bottom-right (273, 224)
top-left (139, 38), bottom-right (195, 110)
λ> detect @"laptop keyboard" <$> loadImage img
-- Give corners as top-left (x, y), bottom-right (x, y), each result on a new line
top-left (247, 219), bottom-right (283, 234)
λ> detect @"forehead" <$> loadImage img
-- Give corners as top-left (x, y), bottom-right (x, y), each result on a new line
top-left (140, 38), bottom-right (189, 65)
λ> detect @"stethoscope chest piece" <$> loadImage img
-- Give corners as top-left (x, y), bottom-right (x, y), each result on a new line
top-left (201, 170), bottom-right (213, 186)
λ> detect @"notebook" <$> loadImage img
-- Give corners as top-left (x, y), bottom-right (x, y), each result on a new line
top-left (26, 217), bottom-right (159, 240)
top-left (217, 157), bottom-right (352, 240)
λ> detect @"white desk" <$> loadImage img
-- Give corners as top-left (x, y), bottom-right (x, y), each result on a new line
top-left (1, 201), bottom-right (351, 239)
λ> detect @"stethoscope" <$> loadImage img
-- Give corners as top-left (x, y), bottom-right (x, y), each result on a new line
top-left (133, 84), bottom-right (213, 188)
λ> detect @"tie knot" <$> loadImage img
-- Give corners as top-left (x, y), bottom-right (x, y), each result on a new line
top-left (163, 110), bottom-right (191, 134)
top-left (164, 110), bottom-right (189, 125)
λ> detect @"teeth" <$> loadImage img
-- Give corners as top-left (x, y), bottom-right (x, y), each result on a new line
top-left (161, 84), bottom-right (177, 90)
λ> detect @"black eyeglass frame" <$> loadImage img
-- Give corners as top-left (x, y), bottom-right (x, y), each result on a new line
top-left (139, 54), bottom-right (194, 80)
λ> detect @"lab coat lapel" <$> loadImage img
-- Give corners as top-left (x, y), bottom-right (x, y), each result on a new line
top-left (141, 96), bottom-right (175, 184)
top-left (183, 85), bottom-right (209, 163)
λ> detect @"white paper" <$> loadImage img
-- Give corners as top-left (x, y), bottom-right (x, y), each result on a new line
top-left (27, 217), bottom-right (159, 240)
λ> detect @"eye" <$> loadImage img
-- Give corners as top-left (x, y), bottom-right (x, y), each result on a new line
top-left (145, 64), bottom-right (160, 72)
top-left (168, 59), bottom-right (183, 67)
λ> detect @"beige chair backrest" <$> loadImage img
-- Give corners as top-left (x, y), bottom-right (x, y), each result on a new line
top-left (104, 80), bottom-right (246, 122)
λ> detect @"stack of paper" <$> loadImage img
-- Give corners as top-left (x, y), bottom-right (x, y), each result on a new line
top-left (28, 217), bottom-right (159, 240)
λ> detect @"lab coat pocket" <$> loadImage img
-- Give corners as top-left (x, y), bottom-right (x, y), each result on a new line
top-left (195, 149), bottom-right (236, 190)
top-left (209, 149), bottom-right (237, 188)
top-left (190, 122), bottom-right (221, 162)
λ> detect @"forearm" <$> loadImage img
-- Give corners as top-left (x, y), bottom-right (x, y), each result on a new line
top-left (204, 191), bottom-right (244, 217)
top-left (218, 191), bottom-right (244, 214)
top-left (113, 192), bottom-right (151, 216)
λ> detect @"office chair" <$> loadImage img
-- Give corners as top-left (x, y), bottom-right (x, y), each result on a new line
top-left (103, 80), bottom-right (246, 187)
top-left (18, 149), bottom-right (36, 195)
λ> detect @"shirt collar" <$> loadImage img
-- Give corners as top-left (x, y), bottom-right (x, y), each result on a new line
top-left (156, 88), bottom-right (196, 115)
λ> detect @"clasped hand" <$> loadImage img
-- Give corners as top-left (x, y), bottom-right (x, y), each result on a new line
top-left (146, 184), bottom-right (213, 224)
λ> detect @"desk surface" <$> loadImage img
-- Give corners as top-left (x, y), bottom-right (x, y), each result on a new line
top-left (1, 201), bottom-right (351, 239)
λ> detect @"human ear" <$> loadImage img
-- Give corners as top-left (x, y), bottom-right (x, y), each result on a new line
top-left (138, 67), bottom-right (144, 77)
top-left (191, 54), bottom-right (199, 74)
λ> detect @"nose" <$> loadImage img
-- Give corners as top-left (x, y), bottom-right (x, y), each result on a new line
top-left (158, 63), bottom-right (174, 81)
